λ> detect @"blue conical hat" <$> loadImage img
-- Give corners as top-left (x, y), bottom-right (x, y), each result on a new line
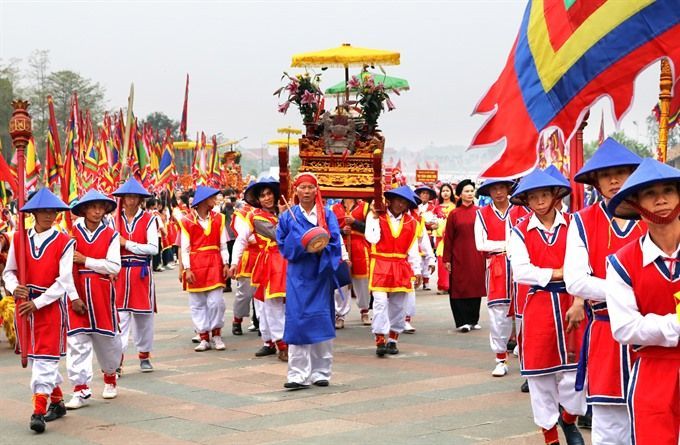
top-left (414, 185), bottom-right (436, 199)
top-left (477, 178), bottom-right (516, 197)
top-left (510, 168), bottom-right (571, 205)
top-left (574, 138), bottom-right (642, 185)
top-left (70, 189), bottom-right (117, 217)
top-left (113, 177), bottom-right (152, 197)
top-left (384, 185), bottom-right (418, 209)
top-left (192, 186), bottom-right (219, 208)
top-left (20, 188), bottom-right (69, 213)
top-left (543, 165), bottom-right (571, 187)
top-left (607, 158), bottom-right (680, 220)
top-left (244, 176), bottom-right (280, 208)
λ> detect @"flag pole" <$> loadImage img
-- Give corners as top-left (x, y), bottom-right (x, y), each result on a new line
top-left (8, 99), bottom-right (32, 368)
top-left (121, 83), bottom-right (135, 181)
top-left (658, 58), bottom-right (673, 163)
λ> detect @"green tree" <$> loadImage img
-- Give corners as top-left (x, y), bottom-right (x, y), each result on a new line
top-left (646, 112), bottom-right (680, 150)
top-left (25, 50), bottom-right (51, 156)
top-left (144, 111), bottom-right (179, 138)
top-left (47, 70), bottom-right (106, 135)
top-left (290, 155), bottom-right (301, 177)
top-left (584, 131), bottom-right (652, 161)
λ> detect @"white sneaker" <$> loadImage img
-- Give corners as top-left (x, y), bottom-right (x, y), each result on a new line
top-left (247, 323), bottom-right (257, 332)
top-left (191, 334), bottom-right (201, 343)
top-left (64, 393), bottom-right (91, 410)
top-left (403, 321), bottom-right (416, 333)
top-left (102, 383), bottom-right (117, 399)
top-left (492, 361), bottom-right (508, 377)
top-left (457, 324), bottom-right (471, 333)
top-left (513, 345), bottom-right (519, 356)
top-left (212, 336), bottom-right (226, 351)
top-left (194, 339), bottom-right (211, 352)
top-left (165, 263), bottom-right (176, 270)
top-left (472, 324), bottom-right (482, 330)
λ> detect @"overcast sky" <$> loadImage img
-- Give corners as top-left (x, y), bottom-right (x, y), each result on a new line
top-left (0, 0), bottom-right (664, 157)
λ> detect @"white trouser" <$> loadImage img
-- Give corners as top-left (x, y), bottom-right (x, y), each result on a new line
top-left (591, 404), bottom-right (630, 445)
top-left (527, 371), bottom-right (587, 430)
top-left (188, 289), bottom-right (226, 333)
top-left (118, 311), bottom-right (154, 354)
top-left (287, 340), bottom-right (333, 385)
top-left (488, 304), bottom-right (513, 356)
top-left (334, 285), bottom-right (351, 319)
top-left (262, 298), bottom-right (285, 343)
top-left (420, 256), bottom-right (431, 279)
top-left (371, 291), bottom-right (407, 337)
top-left (352, 277), bottom-right (370, 311)
top-left (253, 299), bottom-right (271, 343)
top-left (233, 277), bottom-right (253, 319)
top-left (405, 290), bottom-right (416, 318)
top-left (31, 359), bottom-right (63, 395)
top-left (67, 333), bottom-right (123, 387)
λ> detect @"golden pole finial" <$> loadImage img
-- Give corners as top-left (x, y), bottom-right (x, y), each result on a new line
top-left (657, 58), bottom-right (673, 163)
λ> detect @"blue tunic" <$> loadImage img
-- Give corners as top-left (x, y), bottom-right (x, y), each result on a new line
top-left (277, 205), bottom-right (342, 345)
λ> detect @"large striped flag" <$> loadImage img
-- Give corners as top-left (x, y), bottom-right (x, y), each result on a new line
top-left (45, 96), bottom-right (63, 190)
top-left (470, 0), bottom-right (680, 178)
top-left (158, 130), bottom-right (176, 187)
top-left (10, 137), bottom-right (42, 192)
top-left (62, 94), bottom-right (81, 205)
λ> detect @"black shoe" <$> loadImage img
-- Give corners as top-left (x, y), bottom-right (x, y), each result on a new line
top-left (376, 344), bottom-right (387, 357)
top-left (558, 416), bottom-right (585, 445)
top-left (30, 414), bottom-right (46, 433)
top-left (577, 412), bottom-right (592, 429)
top-left (506, 339), bottom-right (517, 352)
top-left (313, 380), bottom-right (329, 387)
top-left (254, 345), bottom-right (277, 357)
top-left (283, 382), bottom-right (310, 390)
top-left (44, 401), bottom-right (66, 422)
top-left (521, 380), bottom-right (530, 393)
top-left (224, 286), bottom-right (232, 293)
top-left (386, 342), bottom-right (399, 355)
top-left (232, 322), bottom-right (243, 336)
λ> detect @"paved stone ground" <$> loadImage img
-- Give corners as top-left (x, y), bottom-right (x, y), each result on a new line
top-left (0, 270), bottom-right (591, 444)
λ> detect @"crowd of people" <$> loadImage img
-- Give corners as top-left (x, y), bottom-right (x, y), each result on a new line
top-left (0, 137), bottom-right (678, 444)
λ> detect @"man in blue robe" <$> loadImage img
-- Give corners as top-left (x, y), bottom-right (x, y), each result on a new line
top-left (277, 173), bottom-right (342, 390)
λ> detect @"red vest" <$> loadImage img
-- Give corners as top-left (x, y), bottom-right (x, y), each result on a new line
top-left (610, 237), bottom-right (680, 444)
top-left (369, 212), bottom-right (418, 292)
top-left (69, 223), bottom-right (119, 336)
top-left (249, 209), bottom-right (287, 300)
top-left (180, 211), bottom-right (225, 292)
top-left (477, 204), bottom-right (511, 304)
top-left (115, 210), bottom-right (156, 312)
top-left (331, 201), bottom-right (370, 277)
top-left (232, 207), bottom-right (259, 278)
top-left (17, 229), bottom-right (73, 360)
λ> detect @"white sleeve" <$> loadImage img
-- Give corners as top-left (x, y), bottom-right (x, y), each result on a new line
top-left (2, 238), bottom-right (18, 295)
top-left (474, 213), bottom-right (506, 253)
top-left (84, 233), bottom-right (122, 275)
top-left (564, 221), bottom-right (606, 301)
top-left (230, 216), bottom-right (253, 266)
top-left (508, 229), bottom-right (553, 287)
top-left (220, 220), bottom-right (229, 265)
top-left (364, 212), bottom-right (381, 245)
top-left (340, 237), bottom-right (349, 261)
top-left (33, 240), bottom-right (77, 308)
top-left (606, 260), bottom-right (680, 347)
top-left (407, 237), bottom-right (422, 276)
top-left (419, 229), bottom-right (435, 265)
top-left (124, 218), bottom-right (159, 256)
top-left (180, 229), bottom-right (191, 269)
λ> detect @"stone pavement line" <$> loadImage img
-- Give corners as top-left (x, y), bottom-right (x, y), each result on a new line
top-left (0, 270), bottom-right (592, 444)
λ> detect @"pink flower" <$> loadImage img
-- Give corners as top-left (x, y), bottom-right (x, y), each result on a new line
top-left (286, 80), bottom-right (299, 95)
top-left (348, 75), bottom-right (360, 89)
top-left (386, 97), bottom-right (396, 111)
top-left (301, 90), bottom-right (317, 105)
top-left (365, 77), bottom-right (375, 89)
top-left (278, 101), bottom-right (291, 114)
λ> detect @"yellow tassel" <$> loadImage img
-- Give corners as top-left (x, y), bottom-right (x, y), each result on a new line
top-left (675, 292), bottom-right (680, 323)
top-left (0, 296), bottom-right (16, 349)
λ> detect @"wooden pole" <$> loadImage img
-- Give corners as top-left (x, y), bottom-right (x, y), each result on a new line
top-left (8, 99), bottom-right (31, 368)
top-left (278, 144), bottom-right (290, 204)
top-left (658, 58), bottom-right (673, 163)
top-left (120, 83), bottom-right (135, 180)
top-left (569, 112), bottom-right (588, 213)
top-left (372, 148), bottom-right (384, 212)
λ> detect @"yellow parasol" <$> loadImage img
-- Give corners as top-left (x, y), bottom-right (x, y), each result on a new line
top-left (267, 138), bottom-right (299, 146)
top-left (291, 43), bottom-right (400, 101)
top-left (277, 126), bottom-right (302, 135)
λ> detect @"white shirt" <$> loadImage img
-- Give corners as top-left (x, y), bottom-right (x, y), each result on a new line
top-left (474, 203), bottom-right (509, 253)
top-left (74, 220), bottom-right (122, 276)
top-left (508, 210), bottom-right (568, 287)
top-left (418, 221), bottom-right (436, 266)
top-left (3, 227), bottom-right (79, 307)
top-left (300, 205), bottom-right (318, 226)
top-left (180, 212), bottom-right (229, 269)
top-left (120, 208), bottom-right (159, 257)
top-left (365, 210), bottom-right (422, 276)
top-left (606, 234), bottom-right (680, 347)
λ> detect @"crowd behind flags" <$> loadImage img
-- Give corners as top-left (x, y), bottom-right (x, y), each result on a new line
top-left (0, 91), bottom-right (243, 203)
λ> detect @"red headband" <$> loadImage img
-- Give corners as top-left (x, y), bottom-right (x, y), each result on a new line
top-left (293, 173), bottom-right (318, 188)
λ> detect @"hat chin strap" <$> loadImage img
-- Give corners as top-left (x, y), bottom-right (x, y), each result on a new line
top-left (625, 199), bottom-right (680, 225)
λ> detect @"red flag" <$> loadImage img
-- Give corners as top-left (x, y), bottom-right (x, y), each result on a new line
top-left (180, 74), bottom-right (189, 141)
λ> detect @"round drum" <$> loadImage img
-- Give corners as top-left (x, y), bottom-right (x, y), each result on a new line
top-left (301, 227), bottom-right (330, 253)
